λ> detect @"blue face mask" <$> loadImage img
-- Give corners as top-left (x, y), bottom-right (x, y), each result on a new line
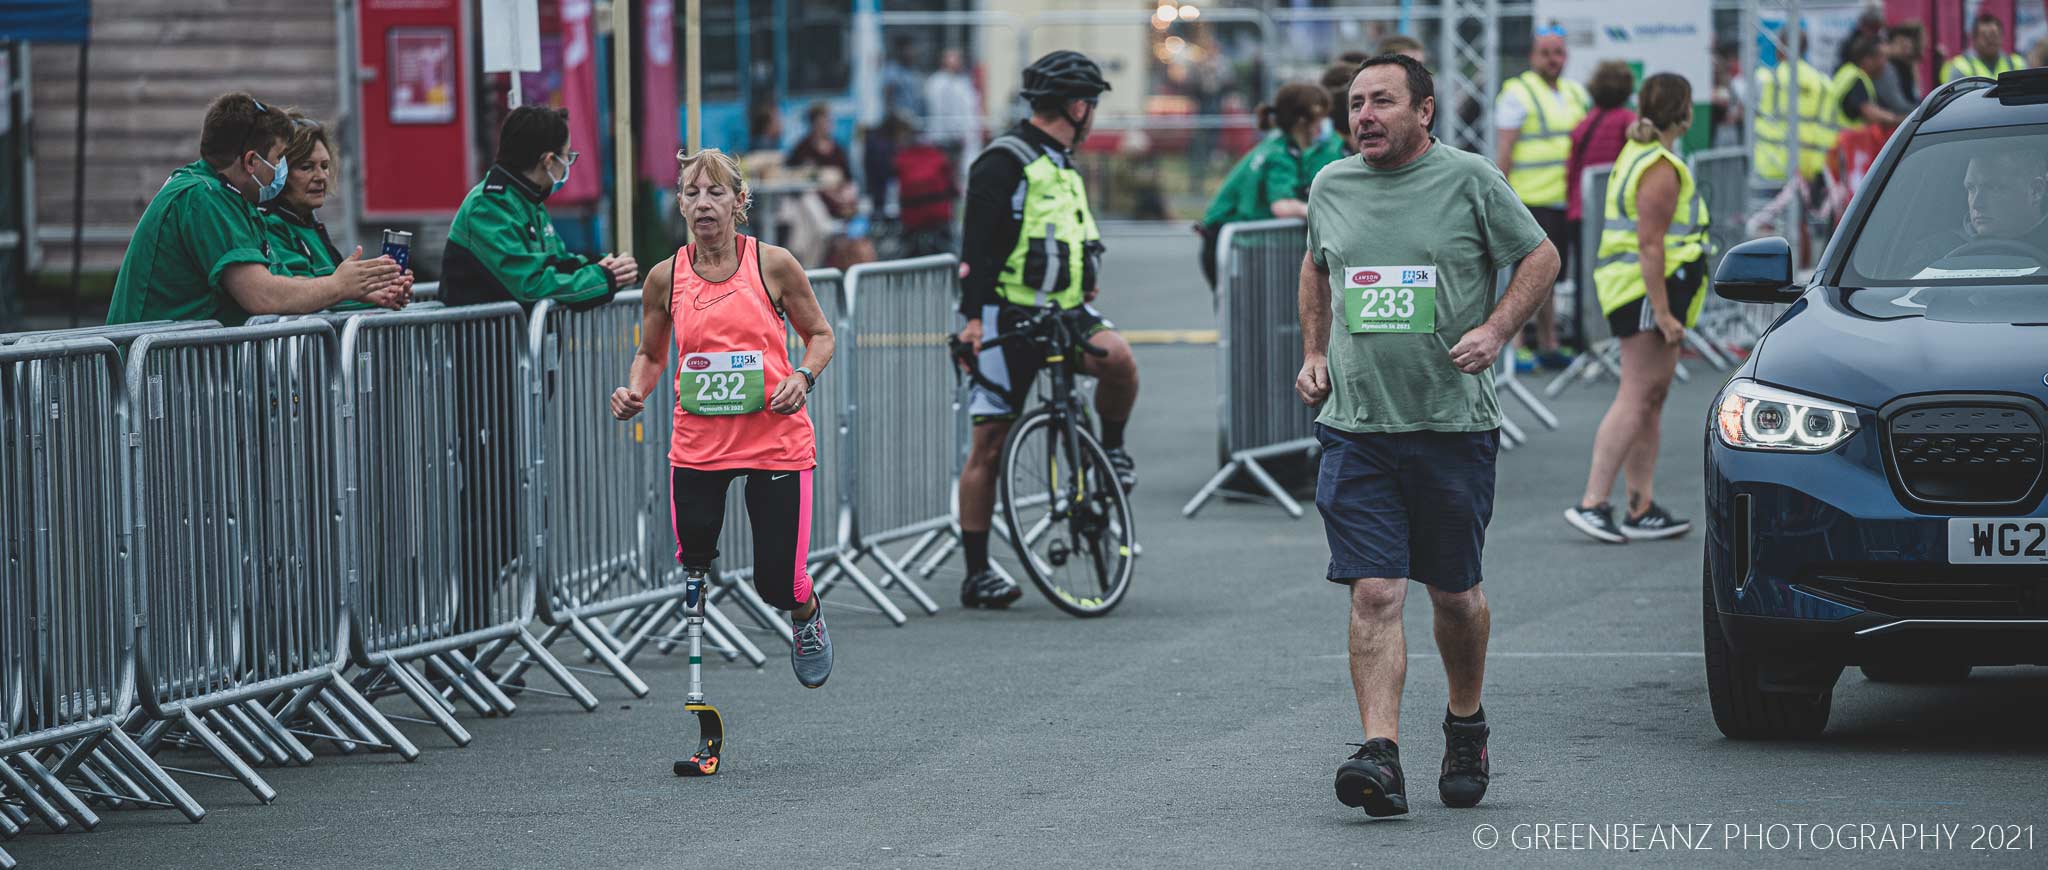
top-left (546, 153), bottom-right (572, 196)
top-left (257, 151), bottom-right (290, 202)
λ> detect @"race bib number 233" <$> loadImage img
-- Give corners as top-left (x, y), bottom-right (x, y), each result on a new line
top-left (677, 351), bottom-right (767, 415)
top-left (1343, 265), bottom-right (1437, 334)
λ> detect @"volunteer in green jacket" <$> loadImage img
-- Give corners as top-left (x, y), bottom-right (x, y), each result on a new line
top-left (1830, 36), bottom-right (1902, 135)
top-left (1199, 82), bottom-right (1337, 289)
top-left (442, 106), bottom-right (638, 307)
top-left (1494, 25), bottom-right (1589, 370)
top-left (1751, 36), bottom-right (1835, 187)
top-left (1940, 13), bottom-right (2028, 83)
top-left (108, 93), bottom-right (407, 325)
top-left (953, 51), bottom-right (1140, 608)
top-left (1565, 74), bottom-right (1710, 546)
top-left (258, 116), bottom-right (347, 277)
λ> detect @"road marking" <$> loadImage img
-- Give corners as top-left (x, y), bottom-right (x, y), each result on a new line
top-left (1120, 329), bottom-right (1218, 346)
top-left (1310, 651), bottom-right (1703, 660)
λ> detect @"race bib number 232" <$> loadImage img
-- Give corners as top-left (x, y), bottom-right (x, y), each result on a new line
top-left (677, 351), bottom-right (767, 415)
top-left (1342, 265), bottom-right (1437, 334)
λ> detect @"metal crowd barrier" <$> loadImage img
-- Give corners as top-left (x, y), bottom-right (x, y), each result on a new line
top-left (810, 255), bottom-right (954, 622)
top-left (1, 339), bottom-right (204, 842)
top-left (122, 321), bottom-right (415, 805)
top-left (331, 303), bottom-right (597, 749)
top-left (1183, 218), bottom-right (1317, 519)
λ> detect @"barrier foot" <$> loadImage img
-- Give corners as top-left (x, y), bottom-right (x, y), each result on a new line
top-left (1, 844), bottom-right (14, 870)
top-left (868, 546), bottom-right (942, 615)
top-left (326, 672), bottom-right (421, 761)
top-left (104, 727), bottom-right (205, 822)
top-left (1499, 411), bottom-right (1528, 449)
top-left (383, 662), bottom-right (472, 747)
top-left (568, 616), bottom-right (652, 698)
top-left (1544, 351), bottom-right (1596, 397)
top-left (514, 627), bottom-right (601, 712)
top-left (0, 754), bottom-right (71, 832)
top-left (830, 554), bottom-right (910, 626)
top-left (1505, 378), bottom-right (1562, 430)
top-left (47, 729), bottom-right (108, 782)
top-left (226, 703), bottom-right (297, 767)
top-left (89, 744), bottom-right (165, 811)
top-left (0, 797), bottom-right (25, 829)
top-left (616, 598), bottom-right (680, 662)
top-left (448, 649), bottom-right (521, 716)
top-left (68, 760), bottom-right (128, 810)
top-left (427, 654), bottom-right (500, 718)
top-left (14, 753), bottom-right (96, 831)
top-left (301, 701), bottom-right (361, 754)
top-left (718, 580), bottom-right (793, 648)
top-left (1673, 358), bottom-right (1692, 384)
top-left (1685, 328), bottom-right (1733, 370)
top-left (180, 711), bottom-right (278, 805)
top-left (704, 601), bottom-right (769, 668)
top-left (485, 622), bottom-right (566, 687)
top-left (916, 530), bottom-right (960, 578)
top-left (204, 708), bottom-right (275, 767)
top-left (242, 701), bottom-right (315, 766)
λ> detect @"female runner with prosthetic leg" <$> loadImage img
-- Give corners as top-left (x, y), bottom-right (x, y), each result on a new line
top-left (611, 149), bottom-right (837, 775)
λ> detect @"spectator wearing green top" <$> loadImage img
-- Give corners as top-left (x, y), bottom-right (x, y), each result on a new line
top-left (258, 116), bottom-right (345, 279)
top-left (1198, 83), bottom-right (1337, 289)
top-left (107, 93), bottom-right (408, 325)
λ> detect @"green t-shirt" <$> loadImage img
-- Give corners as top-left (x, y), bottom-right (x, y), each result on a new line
top-left (1305, 140), bottom-right (1547, 434)
top-left (1203, 132), bottom-right (1342, 226)
top-left (109, 161), bottom-right (277, 326)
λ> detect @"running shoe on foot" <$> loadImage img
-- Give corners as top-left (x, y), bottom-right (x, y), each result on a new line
top-left (960, 569), bottom-right (1023, 609)
top-left (1104, 446), bottom-right (1137, 492)
top-left (791, 599), bottom-right (832, 688)
top-left (1335, 738), bottom-right (1409, 817)
top-left (1513, 347), bottom-right (1537, 373)
top-left (1622, 503), bottom-right (1692, 540)
top-left (1535, 348), bottom-right (1574, 371)
top-left (1439, 718), bottom-right (1491, 808)
top-left (1564, 503), bottom-right (1627, 544)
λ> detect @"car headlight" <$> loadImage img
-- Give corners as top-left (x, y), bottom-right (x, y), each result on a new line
top-left (1715, 379), bottom-right (1860, 452)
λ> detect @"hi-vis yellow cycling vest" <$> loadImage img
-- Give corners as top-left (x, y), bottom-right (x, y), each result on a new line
top-left (1595, 138), bottom-right (1712, 324)
top-left (986, 135), bottom-right (1102, 310)
top-left (1502, 70), bottom-right (1590, 208)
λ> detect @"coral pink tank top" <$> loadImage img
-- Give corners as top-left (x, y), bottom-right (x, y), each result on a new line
top-left (667, 235), bottom-right (816, 471)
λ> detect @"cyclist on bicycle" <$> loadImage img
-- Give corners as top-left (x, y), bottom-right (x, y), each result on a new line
top-left (955, 51), bottom-right (1140, 609)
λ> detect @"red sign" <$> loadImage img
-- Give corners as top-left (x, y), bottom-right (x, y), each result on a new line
top-left (640, 0), bottom-right (679, 184)
top-left (554, 0), bottom-right (602, 204)
top-left (357, 0), bottom-right (475, 218)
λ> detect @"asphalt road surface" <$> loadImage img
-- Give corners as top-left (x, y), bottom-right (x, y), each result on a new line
top-left (14, 229), bottom-right (2048, 869)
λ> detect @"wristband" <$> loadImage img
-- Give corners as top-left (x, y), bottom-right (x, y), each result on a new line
top-left (795, 366), bottom-right (816, 391)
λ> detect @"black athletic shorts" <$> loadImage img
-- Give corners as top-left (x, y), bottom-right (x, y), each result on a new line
top-left (966, 302), bottom-right (1112, 424)
top-left (1606, 258), bottom-right (1706, 339)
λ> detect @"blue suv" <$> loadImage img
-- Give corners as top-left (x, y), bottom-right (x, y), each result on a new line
top-left (1705, 68), bottom-right (2048, 739)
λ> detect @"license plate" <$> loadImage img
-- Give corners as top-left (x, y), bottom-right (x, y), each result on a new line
top-left (1949, 518), bottom-right (2048, 564)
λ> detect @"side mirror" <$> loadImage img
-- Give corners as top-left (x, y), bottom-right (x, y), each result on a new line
top-left (1714, 236), bottom-right (1799, 303)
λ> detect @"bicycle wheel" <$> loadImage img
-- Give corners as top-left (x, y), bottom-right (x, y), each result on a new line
top-left (997, 407), bottom-right (1137, 617)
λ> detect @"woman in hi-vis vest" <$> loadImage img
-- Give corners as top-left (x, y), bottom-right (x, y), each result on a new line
top-left (1564, 74), bottom-right (1712, 547)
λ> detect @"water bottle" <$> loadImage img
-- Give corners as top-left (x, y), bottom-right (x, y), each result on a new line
top-left (381, 229), bottom-right (413, 274)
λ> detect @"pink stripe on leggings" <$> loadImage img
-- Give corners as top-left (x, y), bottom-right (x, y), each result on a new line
top-left (792, 468), bottom-right (814, 605)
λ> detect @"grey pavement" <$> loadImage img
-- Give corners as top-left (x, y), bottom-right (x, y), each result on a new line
top-left (14, 230), bottom-right (2048, 869)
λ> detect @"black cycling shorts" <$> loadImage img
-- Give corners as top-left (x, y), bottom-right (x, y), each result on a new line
top-left (966, 302), bottom-right (1112, 423)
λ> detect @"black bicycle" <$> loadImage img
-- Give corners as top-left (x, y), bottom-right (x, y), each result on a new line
top-left (951, 305), bottom-right (1137, 617)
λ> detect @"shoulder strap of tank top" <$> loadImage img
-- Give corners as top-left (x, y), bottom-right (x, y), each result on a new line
top-left (750, 236), bottom-right (787, 320)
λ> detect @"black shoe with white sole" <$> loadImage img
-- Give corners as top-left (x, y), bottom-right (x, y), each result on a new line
top-left (1564, 503), bottom-right (1626, 544)
top-left (1622, 503), bottom-right (1692, 540)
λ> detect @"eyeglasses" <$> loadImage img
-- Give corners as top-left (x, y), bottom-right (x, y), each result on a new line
top-left (559, 151), bottom-right (580, 166)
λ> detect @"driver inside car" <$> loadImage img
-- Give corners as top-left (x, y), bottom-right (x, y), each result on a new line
top-left (1909, 147), bottom-right (2048, 268)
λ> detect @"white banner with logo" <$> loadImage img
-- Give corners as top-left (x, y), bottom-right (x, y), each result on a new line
top-left (1536, 0), bottom-right (1714, 95)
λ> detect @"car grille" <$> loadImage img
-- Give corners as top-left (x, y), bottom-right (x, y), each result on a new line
top-left (1887, 403), bottom-right (2044, 507)
top-left (1803, 575), bottom-right (2046, 619)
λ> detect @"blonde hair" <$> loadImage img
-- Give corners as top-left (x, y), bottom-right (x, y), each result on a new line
top-left (1628, 73), bottom-right (1693, 143)
top-left (675, 148), bottom-right (751, 225)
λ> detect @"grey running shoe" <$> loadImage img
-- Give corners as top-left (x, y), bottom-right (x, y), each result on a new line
top-left (960, 569), bottom-right (1023, 609)
top-left (791, 600), bottom-right (832, 688)
top-left (1104, 446), bottom-right (1137, 492)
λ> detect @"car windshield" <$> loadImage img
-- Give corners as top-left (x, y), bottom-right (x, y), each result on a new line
top-left (1844, 124), bottom-right (2048, 288)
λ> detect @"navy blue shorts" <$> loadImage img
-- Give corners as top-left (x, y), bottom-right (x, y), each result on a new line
top-left (1314, 424), bottom-right (1500, 593)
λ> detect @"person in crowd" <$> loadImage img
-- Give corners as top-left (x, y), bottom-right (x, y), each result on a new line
top-left (1562, 61), bottom-right (1637, 350)
top-left (441, 106), bottom-right (638, 307)
top-left (892, 117), bottom-right (960, 258)
top-left (883, 36), bottom-right (927, 120)
top-left (786, 101), bottom-right (860, 219)
top-left (1322, 62), bottom-right (1362, 155)
top-left (1495, 25), bottom-right (1588, 371)
top-left (258, 114), bottom-right (344, 285)
top-left (1940, 12), bottom-right (2028, 83)
top-left (1376, 34), bottom-right (1428, 67)
top-left (1299, 53), bottom-right (1558, 818)
top-left (781, 101), bottom-right (863, 267)
top-left (954, 51), bottom-right (1139, 608)
top-left (1839, 7), bottom-right (1886, 70)
top-left (748, 98), bottom-right (785, 154)
top-left (1875, 21), bottom-right (1924, 115)
top-left (610, 148), bottom-right (838, 688)
top-left (1710, 40), bottom-right (1746, 147)
top-left (109, 93), bottom-right (407, 325)
top-left (861, 113), bottom-right (907, 216)
top-left (1832, 34), bottom-right (1903, 134)
top-left (1750, 31), bottom-right (1832, 241)
top-left (1198, 82), bottom-right (1336, 289)
top-left (1565, 74), bottom-right (1710, 545)
top-left (2030, 37), bottom-right (2048, 71)
top-left (924, 48), bottom-right (984, 171)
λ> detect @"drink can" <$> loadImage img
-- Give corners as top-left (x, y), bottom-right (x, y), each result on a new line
top-left (381, 229), bottom-right (413, 273)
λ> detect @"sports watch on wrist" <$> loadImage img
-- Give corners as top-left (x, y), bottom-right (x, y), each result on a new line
top-left (795, 366), bottom-right (817, 391)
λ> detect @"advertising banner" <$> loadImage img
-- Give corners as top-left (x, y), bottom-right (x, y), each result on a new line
top-left (1535, 0), bottom-right (1714, 95)
top-left (555, 0), bottom-right (602, 203)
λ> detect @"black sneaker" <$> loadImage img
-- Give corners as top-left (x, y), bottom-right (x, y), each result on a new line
top-left (1621, 503), bottom-right (1692, 541)
top-left (1103, 447), bottom-right (1137, 492)
top-left (960, 569), bottom-right (1023, 609)
top-left (1334, 738), bottom-right (1409, 817)
top-left (1563, 503), bottom-right (1627, 544)
top-left (1439, 719), bottom-right (1490, 808)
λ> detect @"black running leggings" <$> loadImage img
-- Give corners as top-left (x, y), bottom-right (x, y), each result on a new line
top-left (670, 466), bottom-right (814, 611)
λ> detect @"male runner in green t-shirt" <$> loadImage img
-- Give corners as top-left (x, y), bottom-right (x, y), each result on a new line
top-left (1297, 54), bottom-right (1558, 818)
top-left (109, 93), bottom-right (408, 326)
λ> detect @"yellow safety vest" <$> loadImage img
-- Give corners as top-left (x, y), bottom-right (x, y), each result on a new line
top-left (1751, 60), bottom-right (1834, 182)
top-left (1594, 138), bottom-right (1712, 322)
top-left (1940, 52), bottom-right (2026, 83)
top-left (1502, 71), bottom-right (1590, 208)
top-left (1826, 63), bottom-right (1878, 133)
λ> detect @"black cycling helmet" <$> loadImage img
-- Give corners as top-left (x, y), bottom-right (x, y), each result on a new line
top-left (1019, 50), bottom-right (1112, 107)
